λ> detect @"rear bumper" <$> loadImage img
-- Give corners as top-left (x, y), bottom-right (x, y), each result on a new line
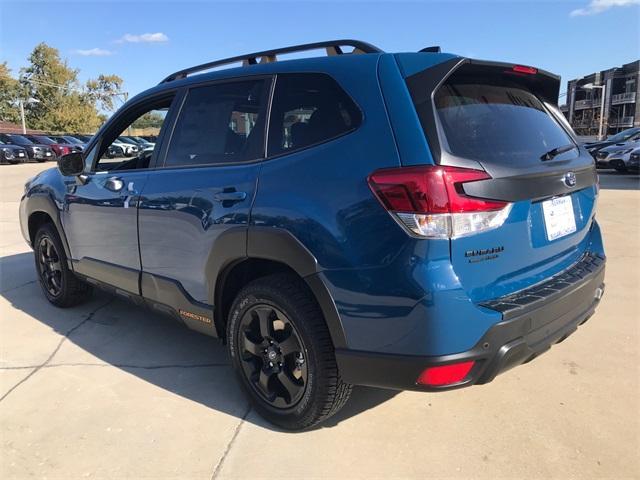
top-left (336, 252), bottom-right (605, 391)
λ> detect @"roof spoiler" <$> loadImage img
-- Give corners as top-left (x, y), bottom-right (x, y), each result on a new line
top-left (455, 59), bottom-right (561, 104)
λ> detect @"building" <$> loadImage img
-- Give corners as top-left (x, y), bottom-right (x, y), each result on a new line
top-left (560, 60), bottom-right (639, 138)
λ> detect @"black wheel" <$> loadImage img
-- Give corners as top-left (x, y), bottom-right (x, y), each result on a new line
top-left (227, 274), bottom-right (352, 430)
top-left (34, 223), bottom-right (92, 307)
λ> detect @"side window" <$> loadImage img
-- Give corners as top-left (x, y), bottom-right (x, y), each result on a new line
top-left (267, 73), bottom-right (361, 156)
top-left (164, 80), bottom-right (267, 167)
top-left (94, 97), bottom-right (173, 172)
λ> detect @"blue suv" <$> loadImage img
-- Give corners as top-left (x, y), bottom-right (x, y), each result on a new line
top-left (19, 40), bottom-right (606, 430)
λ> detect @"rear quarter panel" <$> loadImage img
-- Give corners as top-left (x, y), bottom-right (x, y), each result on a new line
top-left (251, 55), bottom-right (404, 270)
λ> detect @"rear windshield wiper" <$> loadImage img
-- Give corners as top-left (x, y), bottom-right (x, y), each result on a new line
top-left (540, 144), bottom-right (577, 161)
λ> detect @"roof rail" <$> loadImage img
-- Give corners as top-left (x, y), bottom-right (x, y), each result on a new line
top-left (160, 39), bottom-right (384, 84)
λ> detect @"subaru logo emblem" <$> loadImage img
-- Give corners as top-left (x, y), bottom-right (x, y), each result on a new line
top-left (564, 172), bottom-right (577, 188)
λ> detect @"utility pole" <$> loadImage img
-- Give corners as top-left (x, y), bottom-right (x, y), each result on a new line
top-left (581, 83), bottom-right (607, 140)
top-left (18, 97), bottom-right (40, 134)
top-left (19, 100), bottom-right (26, 134)
top-left (598, 84), bottom-right (606, 141)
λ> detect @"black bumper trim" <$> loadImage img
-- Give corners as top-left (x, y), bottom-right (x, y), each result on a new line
top-left (336, 253), bottom-right (605, 391)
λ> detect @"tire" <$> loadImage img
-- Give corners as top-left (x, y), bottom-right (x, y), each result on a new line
top-left (33, 223), bottom-right (92, 307)
top-left (227, 273), bottom-right (352, 430)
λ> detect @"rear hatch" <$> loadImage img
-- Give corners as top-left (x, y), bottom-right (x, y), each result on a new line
top-left (405, 59), bottom-right (598, 302)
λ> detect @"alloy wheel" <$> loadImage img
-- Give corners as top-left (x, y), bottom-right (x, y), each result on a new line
top-left (238, 304), bottom-right (308, 409)
top-left (38, 236), bottom-right (63, 297)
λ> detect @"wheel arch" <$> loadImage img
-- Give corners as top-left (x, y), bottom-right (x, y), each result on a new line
top-left (25, 195), bottom-right (73, 268)
top-left (212, 227), bottom-right (347, 349)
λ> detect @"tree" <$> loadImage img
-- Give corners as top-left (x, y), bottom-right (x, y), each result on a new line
top-left (19, 43), bottom-right (122, 132)
top-left (85, 74), bottom-right (124, 112)
top-left (20, 43), bottom-right (84, 130)
top-left (131, 111), bottom-right (165, 130)
top-left (0, 63), bottom-right (23, 124)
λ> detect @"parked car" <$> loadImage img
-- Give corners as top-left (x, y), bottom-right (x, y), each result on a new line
top-left (68, 134), bottom-right (94, 143)
top-left (104, 144), bottom-right (126, 158)
top-left (0, 139), bottom-right (28, 164)
top-left (122, 135), bottom-right (155, 150)
top-left (112, 138), bottom-right (139, 156)
top-left (594, 139), bottom-right (640, 171)
top-left (0, 133), bottom-right (55, 162)
top-left (584, 127), bottom-right (640, 157)
top-left (19, 40), bottom-right (605, 430)
top-left (48, 135), bottom-right (86, 152)
top-left (25, 135), bottom-right (74, 158)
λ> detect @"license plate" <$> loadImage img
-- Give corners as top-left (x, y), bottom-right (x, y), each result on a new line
top-left (45, 152), bottom-right (52, 156)
top-left (18, 152), bottom-right (24, 157)
top-left (542, 196), bottom-right (577, 241)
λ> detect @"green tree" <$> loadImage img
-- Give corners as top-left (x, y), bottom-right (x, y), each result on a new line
top-left (85, 74), bottom-right (124, 112)
top-left (20, 42), bottom-right (121, 132)
top-left (0, 63), bottom-right (23, 124)
top-left (131, 111), bottom-right (165, 130)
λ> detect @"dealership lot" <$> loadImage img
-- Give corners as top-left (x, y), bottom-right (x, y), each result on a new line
top-left (1, 163), bottom-right (638, 479)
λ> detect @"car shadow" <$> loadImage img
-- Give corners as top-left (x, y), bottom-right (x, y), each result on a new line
top-left (598, 170), bottom-right (640, 190)
top-left (0, 252), bottom-right (398, 431)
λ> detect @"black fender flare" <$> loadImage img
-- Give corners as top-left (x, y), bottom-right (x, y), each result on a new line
top-left (24, 193), bottom-right (74, 269)
top-left (209, 226), bottom-right (348, 349)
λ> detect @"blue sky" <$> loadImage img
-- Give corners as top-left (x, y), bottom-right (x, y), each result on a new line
top-left (1, 0), bottom-right (639, 103)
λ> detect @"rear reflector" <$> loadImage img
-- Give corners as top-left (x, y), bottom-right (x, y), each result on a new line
top-left (512, 65), bottom-right (538, 75)
top-left (416, 361), bottom-right (475, 387)
top-left (368, 166), bottom-right (511, 238)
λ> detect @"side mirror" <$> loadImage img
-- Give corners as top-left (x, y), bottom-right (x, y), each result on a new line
top-left (58, 152), bottom-right (84, 176)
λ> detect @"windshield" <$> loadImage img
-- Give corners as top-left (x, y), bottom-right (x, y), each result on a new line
top-left (608, 129), bottom-right (640, 142)
top-left (433, 77), bottom-right (575, 165)
top-left (5, 135), bottom-right (33, 145)
top-left (63, 136), bottom-right (83, 144)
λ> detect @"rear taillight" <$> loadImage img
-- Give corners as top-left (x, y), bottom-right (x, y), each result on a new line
top-left (368, 166), bottom-right (512, 239)
top-left (416, 361), bottom-right (475, 387)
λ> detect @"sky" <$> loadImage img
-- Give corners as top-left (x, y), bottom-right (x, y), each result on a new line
top-left (0, 0), bottom-right (639, 104)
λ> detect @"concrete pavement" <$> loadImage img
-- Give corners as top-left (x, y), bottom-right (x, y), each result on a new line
top-left (1, 162), bottom-right (639, 479)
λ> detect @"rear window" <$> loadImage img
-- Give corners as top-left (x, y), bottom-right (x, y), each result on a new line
top-left (165, 79), bottom-right (268, 167)
top-left (267, 73), bottom-right (361, 156)
top-left (433, 72), bottom-right (575, 165)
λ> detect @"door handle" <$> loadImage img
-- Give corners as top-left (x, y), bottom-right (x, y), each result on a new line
top-left (213, 191), bottom-right (247, 203)
top-left (125, 181), bottom-right (138, 196)
top-left (104, 177), bottom-right (124, 192)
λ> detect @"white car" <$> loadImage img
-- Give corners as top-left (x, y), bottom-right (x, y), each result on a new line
top-left (596, 139), bottom-right (640, 172)
top-left (112, 139), bottom-right (139, 157)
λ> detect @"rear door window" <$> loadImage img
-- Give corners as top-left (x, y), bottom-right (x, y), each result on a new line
top-left (434, 74), bottom-right (576, 166)
top-left (267, 73), bottom-right (361, 156)
top-left (164, 79), bottom-right (268, 167)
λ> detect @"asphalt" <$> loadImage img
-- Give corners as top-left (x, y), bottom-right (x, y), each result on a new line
top-left (1, 162), bottom-right (638, 479)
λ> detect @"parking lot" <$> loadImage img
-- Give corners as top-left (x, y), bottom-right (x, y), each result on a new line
top-left (0, 162), bottom-right (638, 479)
